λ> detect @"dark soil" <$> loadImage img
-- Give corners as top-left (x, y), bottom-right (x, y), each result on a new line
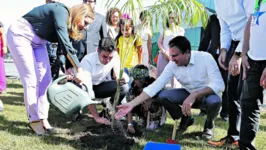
top-left (79, 122), bottom-right (143, 150)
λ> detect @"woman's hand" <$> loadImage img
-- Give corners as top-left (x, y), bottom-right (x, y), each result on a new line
top-left (75, 68), bottom-right (86, 85)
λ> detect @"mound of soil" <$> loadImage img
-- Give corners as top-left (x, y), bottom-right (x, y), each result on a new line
top-left (79, 122), bottom-right (143, 150)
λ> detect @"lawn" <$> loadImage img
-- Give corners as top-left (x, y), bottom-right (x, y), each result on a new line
top-left (0, 78), bottom-right (266, 150)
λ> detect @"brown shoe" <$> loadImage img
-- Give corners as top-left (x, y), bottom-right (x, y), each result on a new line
top-left (29, 121), bottom-right (45, 135)
top-left (208, 136), bottom-right (238, 147)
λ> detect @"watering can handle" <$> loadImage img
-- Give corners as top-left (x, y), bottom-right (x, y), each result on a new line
top-left (52, 75), bottom-right (89, 92)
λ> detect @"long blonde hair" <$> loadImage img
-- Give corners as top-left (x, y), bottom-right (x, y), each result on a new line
top-left (68, 4), bottom-right (94, 41)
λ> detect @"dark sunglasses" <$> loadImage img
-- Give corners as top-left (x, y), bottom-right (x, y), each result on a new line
top-left (83, 0), bottom-right (96, 3)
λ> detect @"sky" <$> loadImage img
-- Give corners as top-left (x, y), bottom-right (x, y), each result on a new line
top-left (0, 0), bottom-right (155, 31)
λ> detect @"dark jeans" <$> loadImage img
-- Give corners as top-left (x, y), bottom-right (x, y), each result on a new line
top-left (157, 88), bottom-right (221, 130)
top-left (224, 41), bottom-right (242, 141)
top-left (239, 57), bottom-right (266, 150)
top-left (93, 80), bottom-right (129, 105)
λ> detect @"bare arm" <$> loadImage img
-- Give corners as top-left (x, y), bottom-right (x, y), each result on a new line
top-left (157, 33), bottom-right (165, 53)
top-left (137, 46), bottom-right (143, 64)
top-left (147, 33), bottom-right (152, 63)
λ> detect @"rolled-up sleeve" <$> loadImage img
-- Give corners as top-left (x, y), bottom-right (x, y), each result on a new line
top-left (143, 63), bottom-right (174, 97)
top-left (218, 16), bottom-right (232, 51)
top-left (205, 53), bottom-right (225, 97)
top-left (80, 55), bottom-right (93, 73)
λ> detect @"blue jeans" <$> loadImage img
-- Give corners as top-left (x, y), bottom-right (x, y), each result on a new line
top-left (157, 88), bottom-right (221, 130)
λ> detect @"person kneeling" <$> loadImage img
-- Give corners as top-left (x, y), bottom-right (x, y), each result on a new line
top-left (81, 37), bottom-right (129, 125)
top-left (115, 36), bottom-right (224, 140)
top-left (126, 65), bottom-right (165, 134)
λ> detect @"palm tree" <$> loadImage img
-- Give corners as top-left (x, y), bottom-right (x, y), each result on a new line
top-left (103, 0), bottom-right (208, 128)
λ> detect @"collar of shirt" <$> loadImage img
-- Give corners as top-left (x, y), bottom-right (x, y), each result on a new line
top-left (95, 53), bottom-right (103, 65)
top-left (188, 52), bottom-right (195, 65)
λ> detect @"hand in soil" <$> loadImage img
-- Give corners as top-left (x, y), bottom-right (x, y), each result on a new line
top-left (127, 126), bottom-right (135, 134)
top-left (95, 117), bottom-right (111, 125)
top-left (115, 103), bottom-right (133, 119)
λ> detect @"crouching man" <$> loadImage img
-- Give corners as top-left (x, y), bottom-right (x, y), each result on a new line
top-left (115, 36), bottom-right (224, 139)
top-left (81, 37), bottom-right (129, 125)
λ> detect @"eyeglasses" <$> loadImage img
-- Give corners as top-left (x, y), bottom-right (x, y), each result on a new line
top-left (83, 0), bottom-right (95, 3)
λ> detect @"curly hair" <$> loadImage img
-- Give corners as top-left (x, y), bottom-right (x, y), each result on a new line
top-left (106, 7), bottom-right (121, 26)
top-left (68, 4), bottom-right (94, 41)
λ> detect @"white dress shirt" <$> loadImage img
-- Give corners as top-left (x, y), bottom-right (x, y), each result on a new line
top-left (214, 0), bottom-right (255, 52)
top-left (249, 1), bottom-right (266, 60)
top-left (143, 51), bottom-right (225, 98)
top-left (80, 51), bottom-right (128, 85)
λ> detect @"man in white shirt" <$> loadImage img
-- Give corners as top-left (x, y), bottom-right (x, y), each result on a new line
top-left (115, 36), bottom-right (225, 139)
top-left (208, 0), bottom-right (255, 147)
top-left (81, 37), bottom-right (129, 125)
top-left (240, 0), bottom-right (266, 149)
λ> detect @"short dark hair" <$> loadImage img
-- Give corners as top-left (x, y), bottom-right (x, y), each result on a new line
top-left (168, 36), bottom-right (191, 53)
top-left (139, 10), bottom-right (151, 21)
top-left (98, 37), bottom-right (116, 52)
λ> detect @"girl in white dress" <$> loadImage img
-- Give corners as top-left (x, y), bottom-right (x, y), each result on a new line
top-left (138, 10), bottom-right (152, 66)
top-left (157, 12), bottom-right (185, 88)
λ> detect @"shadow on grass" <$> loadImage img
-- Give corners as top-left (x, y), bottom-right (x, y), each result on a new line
top-left (6, 82), bottom-right (23, 89)
top-left (0, 115), bottom-right (30, 136)
top-left (0, 95), bottom-right (25, 106)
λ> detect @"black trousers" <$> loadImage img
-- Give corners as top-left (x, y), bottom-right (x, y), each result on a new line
top-left (93, 80), bottom-right (129, 105)
top-left (214, 54), bottom-right (229, 118)
top-left (224, 41), bottom-right (243, 141)
top-left (239, 57), bottom-right (266, 150)
top-left (157, 88), bottom-right (221, 130)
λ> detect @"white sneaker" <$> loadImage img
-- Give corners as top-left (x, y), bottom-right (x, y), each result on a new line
top-left (0, 100), bottom-right (3, 112)
top-left (160, 106), bottom-right (166, 126)
top-left (147, 121), bottom-right (159, 130)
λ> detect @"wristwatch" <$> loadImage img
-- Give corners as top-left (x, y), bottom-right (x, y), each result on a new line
top-left (234, 52), bottom-right (242, 58)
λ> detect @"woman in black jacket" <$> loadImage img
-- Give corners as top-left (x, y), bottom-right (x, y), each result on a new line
top-left (6, 3), bottom-right (94, 135)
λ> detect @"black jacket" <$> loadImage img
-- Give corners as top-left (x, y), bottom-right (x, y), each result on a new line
top-left (23, 2), bottom-right (80, 67)
top-left (198, 14), bottom-right (221, 58)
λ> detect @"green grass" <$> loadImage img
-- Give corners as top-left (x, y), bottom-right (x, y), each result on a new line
top-left (0, 78), bottom-right (266, 150)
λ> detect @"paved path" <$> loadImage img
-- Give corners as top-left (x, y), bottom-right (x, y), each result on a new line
top-left (4, 59), bottom-right (19, 79)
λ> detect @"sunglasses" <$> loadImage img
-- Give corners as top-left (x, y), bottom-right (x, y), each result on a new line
top-left (83, 0), bottom-right (96, 3)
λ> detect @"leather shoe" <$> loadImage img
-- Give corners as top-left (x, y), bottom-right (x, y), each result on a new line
top-left (208, 136), bottom-right (238, 147)
top-left (177, 116), bottom-right (194, 135)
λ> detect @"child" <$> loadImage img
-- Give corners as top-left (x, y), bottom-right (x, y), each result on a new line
top-left (126, 65), bottom-right (165, 134)
top-left (115, 16), bottom-right (142, 76)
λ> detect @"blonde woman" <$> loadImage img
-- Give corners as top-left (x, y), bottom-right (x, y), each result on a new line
top-left (106, 7), bottom-right (121, 40)
top-left (7, 3), bottom-right (94, 135)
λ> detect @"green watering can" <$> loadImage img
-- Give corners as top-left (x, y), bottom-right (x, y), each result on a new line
top-left (47, 75), bottom-right (101, 117)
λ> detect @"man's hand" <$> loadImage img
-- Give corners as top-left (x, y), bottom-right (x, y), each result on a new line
top-left (119, 78), bottom-right (126, 86)
top-left (229, 55), bottom-right (242, 76)
top-left (218, 48), bottom-right (227, 70)
top-left (182, 92), bottom-right (197, 117)
top-left (260, 68), bottom-right (266, 89)
top-left (242, 54), bottom-right (250, 80)
top-left (94, 117), bottom-right (111, 125)
top-left (115, 103), bottom-right (134, 119)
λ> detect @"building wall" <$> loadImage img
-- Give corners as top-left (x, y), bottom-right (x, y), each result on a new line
top-left (185, 0), bottom-right (215, 50)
